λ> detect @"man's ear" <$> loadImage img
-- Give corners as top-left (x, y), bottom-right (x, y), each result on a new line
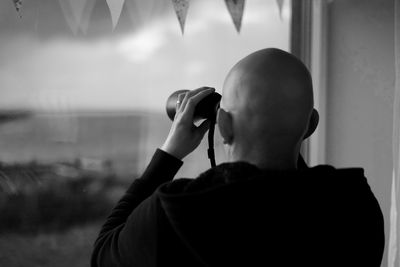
top-left (303, 108), bottom-right (319, 140)
top-left (217, 108), bottom-right (234, 145)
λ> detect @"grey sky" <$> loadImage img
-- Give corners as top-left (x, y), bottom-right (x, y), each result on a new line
top-left (0, 0), bottom-right (290, 112)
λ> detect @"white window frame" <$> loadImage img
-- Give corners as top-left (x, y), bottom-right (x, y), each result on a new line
top-left (291, 0), bottom-right (328, 166)
top-left (309, 0), bottom-right (328, 166)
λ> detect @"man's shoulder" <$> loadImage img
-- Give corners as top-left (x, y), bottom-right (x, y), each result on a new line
top-left (159, 161), bottom-right (368, 196)
top-left (159, 161), bottom-right (260, 195)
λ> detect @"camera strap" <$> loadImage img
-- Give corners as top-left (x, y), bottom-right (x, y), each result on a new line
top-left (207, 117), bottom-right (216, 167)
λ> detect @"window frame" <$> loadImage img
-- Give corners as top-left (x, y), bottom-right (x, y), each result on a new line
top-left (291, 0), bottom-right (328, 166)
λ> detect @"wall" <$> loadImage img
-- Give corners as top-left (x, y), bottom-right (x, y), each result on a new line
top-left (325, 0), bottom-right (395, 266)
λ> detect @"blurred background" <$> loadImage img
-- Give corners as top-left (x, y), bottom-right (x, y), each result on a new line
top-left (0, 0), bottom-right (290, 266)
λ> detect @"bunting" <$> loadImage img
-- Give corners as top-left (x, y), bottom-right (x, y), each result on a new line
top-left (79, 0), bottom-right (96, 34)
top-left (106, 0), bottom-right (125, 30)
top-left (125, 0), bottom-right (158, 26)
top-left (171, 0), bottom-right (190, 34)
top-left (11, 0), bottom-right (22, 17)
top-left (30, 0), bottom-right (288, 35)
top-left (276, 0), bottom-right (284, 19)
top-left (58, 0), bottom-right (88, 35)
top-left (224, 0), bottom-right (246, 33)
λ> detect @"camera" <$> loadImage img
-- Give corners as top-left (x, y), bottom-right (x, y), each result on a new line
top-left (165, 89), bottom-right (222, 121)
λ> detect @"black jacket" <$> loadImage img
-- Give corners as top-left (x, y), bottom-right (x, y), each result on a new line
top-left (91, 149), bottom-right (384, 267)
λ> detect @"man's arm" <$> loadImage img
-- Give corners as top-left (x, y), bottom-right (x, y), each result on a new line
top-left (91, 149), bottom-right (183, 267)
top-left (91, 87), bottom-right (215, 267)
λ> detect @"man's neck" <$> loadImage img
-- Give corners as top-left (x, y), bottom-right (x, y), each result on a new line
top-left (248, 157), bottom-right (297, 171)
top-left (232, 147), bottom-right (299, 171)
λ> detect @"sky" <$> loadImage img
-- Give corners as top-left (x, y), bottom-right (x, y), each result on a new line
top-left (0, 0), bottom-right (290, 113)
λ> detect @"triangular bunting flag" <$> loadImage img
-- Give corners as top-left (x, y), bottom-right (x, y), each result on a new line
top-left (58, 0), bottom-right (79, 34)
top-left (11, 0), bottom-right (23, 17)
top-left (106, 0), bottom-right (126, 30)
top-left (68, 0), bottom-right (87, 29)
top-left (171, 0), bottom-right (190, 34)
top-left (276, 0), bottom-right (284, 20)
top-left (224, 0), bottom-right (245, 33)
top-left (125, 0), bottom-right (154, 26)
top-left (58, 0), bottom-right (88, 35)
top-left (79, 0), bottom-right (96, 34)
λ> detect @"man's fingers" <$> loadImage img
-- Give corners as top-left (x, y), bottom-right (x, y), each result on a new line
top-left (176, 93), bottom-right (185, 111)
top-left (179, 87), bottom-right (213, 112)
top-left (191, 88), bottom-right (215, 106)
top-left (187, 86), bottom-right (214, 97)
top-left (183, 88), bottom-right (215, 118)
top-left (178, 92), bottom-right (189, 112)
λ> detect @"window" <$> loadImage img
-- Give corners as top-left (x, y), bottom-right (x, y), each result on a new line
top-left (0, 0), bottom-right (291, 266)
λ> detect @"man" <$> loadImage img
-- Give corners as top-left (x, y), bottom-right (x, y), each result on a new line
top-left (91, 48), bottom-right (384, 266)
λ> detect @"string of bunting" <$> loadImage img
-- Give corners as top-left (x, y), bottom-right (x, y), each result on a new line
top-left (58, 0), bottom-right (90, 35)
top-left (106, 0), bottom-right (125, 29)
top-left (11, 0), bottom-right (23, 18)
top-left (171, 0), bottom-right (190, 34)
top-left (11, 0), bottom-right (286, 34)
top-left (276, 0), bottom-right (284, 19)
top-left (224, 0), bottom-right (246, 33)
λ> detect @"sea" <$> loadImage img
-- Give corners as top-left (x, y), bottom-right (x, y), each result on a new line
top-left (0, 111), bottom-right (225, 179)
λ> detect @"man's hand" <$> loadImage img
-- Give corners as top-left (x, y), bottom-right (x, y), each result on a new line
top-left (160, 87), bottom-right (215, 160)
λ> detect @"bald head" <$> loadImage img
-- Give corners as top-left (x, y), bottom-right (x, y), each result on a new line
top-left (218, 48), bottom-right (318, 170)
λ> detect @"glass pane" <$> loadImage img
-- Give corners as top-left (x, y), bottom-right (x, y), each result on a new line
top-left (0, 0), bottom-right (290, 266)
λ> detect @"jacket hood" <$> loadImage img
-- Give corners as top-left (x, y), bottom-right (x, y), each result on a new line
top-left (157, 162), bottom-right (381, 265)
